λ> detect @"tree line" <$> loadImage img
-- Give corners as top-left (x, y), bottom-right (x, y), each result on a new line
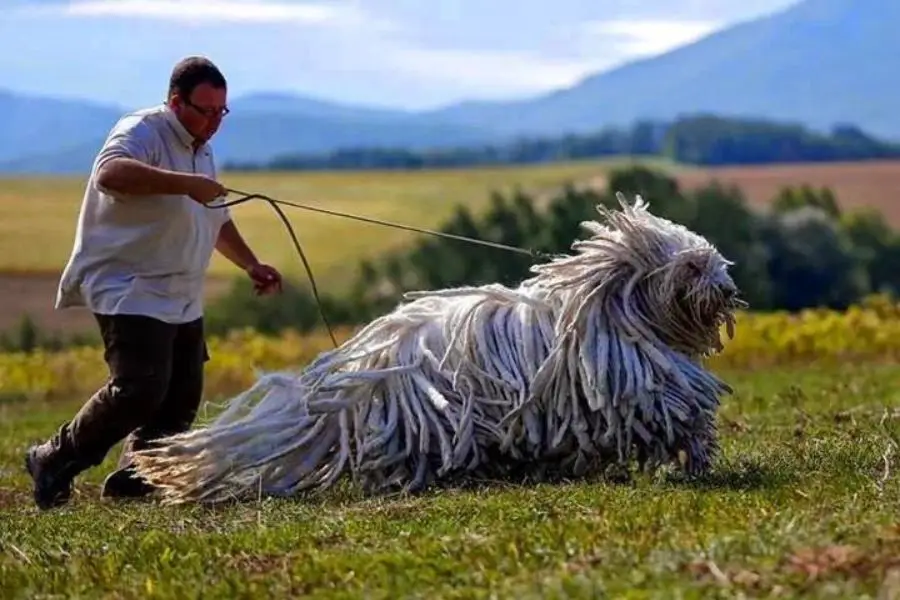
top-left (203, 165), bottom-right (900, 337)
top-left (224, 115), bottom-right (900, 171)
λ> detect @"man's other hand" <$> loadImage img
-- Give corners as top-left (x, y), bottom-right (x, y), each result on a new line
top-left (246, 263), bottom-right (283, 296)
top-left (185, 174), bottom-right (227, 205)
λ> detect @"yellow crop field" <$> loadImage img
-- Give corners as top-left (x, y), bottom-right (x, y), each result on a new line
top-left (2, 294), bottom-right (898, 405)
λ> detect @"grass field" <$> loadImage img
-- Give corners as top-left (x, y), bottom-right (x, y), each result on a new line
top-left (1, 366), bottom-right (898, 597)
top-left (2, 304), bottom-right (900, 598)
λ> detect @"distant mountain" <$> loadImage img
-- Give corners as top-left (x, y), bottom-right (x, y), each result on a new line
top-left (0, 91), bottom-right (121, 166)
top-left (0, 91), bottom-right (496, 174)
top-left (424, 0), bottom-right (900, 140)
top-left (3, 0), bottom-right (900, 174)
top-left (0, 138), bottom-right (108, 174)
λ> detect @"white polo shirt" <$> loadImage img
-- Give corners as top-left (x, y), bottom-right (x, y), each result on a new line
top-left (55, 104), bottom-right (232, 324)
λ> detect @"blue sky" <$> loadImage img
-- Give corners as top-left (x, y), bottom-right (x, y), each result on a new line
top-left (1, 0), bottom-right (796, 110)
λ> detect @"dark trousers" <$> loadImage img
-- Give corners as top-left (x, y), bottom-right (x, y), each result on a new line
top-left (49, 313), bottom-right (208, 473)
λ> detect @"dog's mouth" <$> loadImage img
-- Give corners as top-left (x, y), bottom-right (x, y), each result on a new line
top-left (673, 283), bottom-right (746, 354)
top-left (716, 286), bottom-right (747, 337)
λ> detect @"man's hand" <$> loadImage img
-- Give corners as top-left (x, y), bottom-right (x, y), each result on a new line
top-left (215, 219), bottom-right (282, 295)
top-left (184, 174), bottom-right (227, 205)
top-left (246, 262), bottom-right (283, 296)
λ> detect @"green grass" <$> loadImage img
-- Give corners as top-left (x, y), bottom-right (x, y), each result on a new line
top-left (2, 362), bottom-right (899, 598)
top-left (0, 158), bottom-right (676, 289)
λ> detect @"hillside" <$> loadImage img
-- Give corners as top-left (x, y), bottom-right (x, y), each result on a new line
top-left (0, 91), bottom-right (120, 166)
top-left (427, 0), bottom-right (900, 139)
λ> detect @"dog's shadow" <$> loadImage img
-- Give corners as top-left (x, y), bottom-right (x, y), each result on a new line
top-left (657, 458), bottom-right (793, 492)
top-left (358, 455), bottom-right (793, 499)
top-left (171, 456), bottom-right (790, 514)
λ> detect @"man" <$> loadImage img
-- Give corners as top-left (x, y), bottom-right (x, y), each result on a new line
top-left (24, 56), bottom-right (284, 510)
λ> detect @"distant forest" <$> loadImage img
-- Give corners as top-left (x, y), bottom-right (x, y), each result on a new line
top-left (224, 115), bottom-right (900, 171)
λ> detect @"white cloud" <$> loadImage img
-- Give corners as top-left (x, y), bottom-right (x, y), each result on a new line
top-left (379, 46), bottom-right (602, 96)
top-left (583, 19), bottom-right (721, 56)
top-left (367, 18), bottom-right (724, 100)
top-left (56, 0), bottom-right (387, 28)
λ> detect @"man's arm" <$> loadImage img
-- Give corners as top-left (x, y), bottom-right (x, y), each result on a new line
top-left (96, 158), bottom-right (197, 197)
top-left (215, 218), bottom-right (259, 271)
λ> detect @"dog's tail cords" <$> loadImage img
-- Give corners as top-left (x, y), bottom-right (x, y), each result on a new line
top-left (208, 188), bottom-right (558, 349)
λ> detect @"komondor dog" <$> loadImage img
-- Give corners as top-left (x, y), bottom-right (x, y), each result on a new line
top-left (132, 193), bottom-right (747, 504)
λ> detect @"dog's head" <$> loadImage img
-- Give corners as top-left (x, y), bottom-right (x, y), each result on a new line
top-left (578, 192), bottom-right (746, 357)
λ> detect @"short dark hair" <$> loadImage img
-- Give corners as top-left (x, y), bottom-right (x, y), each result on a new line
top-left (168, 56), bottom-right (227, 99)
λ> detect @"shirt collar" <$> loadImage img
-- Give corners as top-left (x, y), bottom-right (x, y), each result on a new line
top-left (162, 104), bottom-right (202, 150)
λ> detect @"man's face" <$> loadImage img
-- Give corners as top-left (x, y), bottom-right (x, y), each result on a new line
top-left (171, 82), bottom-right (228, 144)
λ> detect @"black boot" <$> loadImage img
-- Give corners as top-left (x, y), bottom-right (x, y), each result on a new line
top-left (24, 442), bottom-right (83, 510)
top-left (100, 465), bottom-right (156, 500)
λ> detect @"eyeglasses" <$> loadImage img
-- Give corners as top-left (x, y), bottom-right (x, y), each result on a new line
top-left (184, 97), bottom-right (230, 118)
